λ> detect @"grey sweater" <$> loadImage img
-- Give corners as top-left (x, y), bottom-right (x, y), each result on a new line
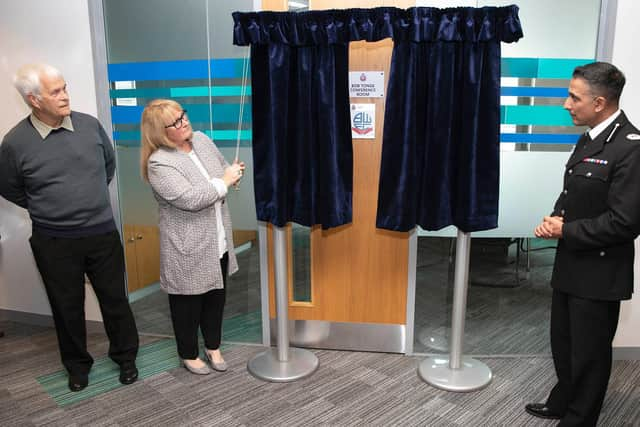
top-left (0, 111), bottom-right (116, 236)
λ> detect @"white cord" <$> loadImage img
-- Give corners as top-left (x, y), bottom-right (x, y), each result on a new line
top-left (235, 48), bottom-right (250, 162)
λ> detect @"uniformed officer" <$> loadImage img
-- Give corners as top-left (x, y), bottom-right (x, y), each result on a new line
top-left (525, 62), bottom-right (640, 426)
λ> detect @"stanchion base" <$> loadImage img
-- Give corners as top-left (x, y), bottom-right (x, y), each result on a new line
top-left (418, 356), bottom-right (492, 392)
top-left (247, 347), bottom-right (319, 382)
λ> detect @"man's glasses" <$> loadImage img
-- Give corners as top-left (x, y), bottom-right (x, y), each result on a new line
top-left (165, 110), bottom-right (188, 129)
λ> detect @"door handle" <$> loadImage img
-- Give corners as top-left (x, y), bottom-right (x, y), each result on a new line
top-left (136, 234), bottom-right (143, 240)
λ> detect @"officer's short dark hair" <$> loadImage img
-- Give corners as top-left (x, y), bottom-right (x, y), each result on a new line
top-left (573, 62), bottom-right (626, 104)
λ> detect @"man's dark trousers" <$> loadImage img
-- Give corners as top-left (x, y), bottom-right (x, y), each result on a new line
top-left (547, 290), bottom-right (620, 427)
top-left (29, 229), bottom-right (138, 376)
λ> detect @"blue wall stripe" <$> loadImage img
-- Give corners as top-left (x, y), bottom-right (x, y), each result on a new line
top-left (111, 106), bottom-right (144, 124)
top-left (501, 87), bottom-right (568, 98)
top-left (109, 60), bottom-right (209, 81)
top-left (108, 59), bottom-right (249, 82)
top-left (500, 133), bottom-right (579, 144)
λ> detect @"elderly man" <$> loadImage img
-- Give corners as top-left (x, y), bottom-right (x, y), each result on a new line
top-left (526, 62), bottom-right (640, 426)
top-left (0, 64), bottom-right (139, 392)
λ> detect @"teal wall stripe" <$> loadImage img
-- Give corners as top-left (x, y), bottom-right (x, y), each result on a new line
top-left (203, 130), bottom-right (252, 141)
top-left (111, 86), bottom-right (252, 99)
top-left (111, 88), bottom-right (170, 98)
top-left (538, 58), bottom-right (592, 79)
top-left (170, 86), bottom-right (209, 97)
top-left (501, 105), bottom-right (574, 126)
top-left (501, 58), bottom-right (538, 78)
top-left (502, 58), bottom-right (593, 79)
top-left (114, 129), bottom-right (252, 144)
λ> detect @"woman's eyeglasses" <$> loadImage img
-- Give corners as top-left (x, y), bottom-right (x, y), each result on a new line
top-left (165, 110), bottom-right (188, 129)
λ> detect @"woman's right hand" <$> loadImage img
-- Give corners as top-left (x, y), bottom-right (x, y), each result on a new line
top-left (223, 163), bottom-right (244, 187)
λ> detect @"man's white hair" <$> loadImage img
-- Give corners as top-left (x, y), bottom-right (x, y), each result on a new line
top-left (13, 63), bottom-right (63, 105)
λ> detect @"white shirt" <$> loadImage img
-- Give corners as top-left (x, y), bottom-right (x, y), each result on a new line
top-left (588, 109), bottom-right (621, 140)
top-left (187, 150), bottom-right (228, 259)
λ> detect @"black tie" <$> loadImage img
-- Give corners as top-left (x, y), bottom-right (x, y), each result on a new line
top-left (579, 131), bottom-right (591, 149)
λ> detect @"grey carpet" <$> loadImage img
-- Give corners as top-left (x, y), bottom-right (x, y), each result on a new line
top-left (1, 321), bottom-right (639, 426)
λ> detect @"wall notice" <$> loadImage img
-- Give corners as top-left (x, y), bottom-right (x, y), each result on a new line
top-left (349, 71), bottom-right (384, 98)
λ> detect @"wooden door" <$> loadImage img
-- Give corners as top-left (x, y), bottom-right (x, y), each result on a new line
top-left (265, 0), bottom-right (413, 331)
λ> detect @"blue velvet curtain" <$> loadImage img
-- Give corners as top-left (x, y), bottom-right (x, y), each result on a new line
top-left (232, 6), bottom-right (523, 231)
top-left (377, 6), bottom-right (523, 232)
top-left (234, 10), bottom-right (384, 228)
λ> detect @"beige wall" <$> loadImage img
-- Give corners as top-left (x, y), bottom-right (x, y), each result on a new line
top-left (0, 0), bottom-right (104, 321)
top-left (611, 0), bottom-right (640, 348)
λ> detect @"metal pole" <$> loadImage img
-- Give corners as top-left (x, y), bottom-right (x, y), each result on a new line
top-left (273, 227), bottom-right (289, 362)
top-left (449, 230), bottom-right (471, 369)
top-left (418, 230), bottom-right (492, 392)
top-left (247, 225), bottom-right (319, 382)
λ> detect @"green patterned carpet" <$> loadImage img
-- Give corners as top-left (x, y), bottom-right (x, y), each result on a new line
top-left (37, 310), bottom-right (261, 407)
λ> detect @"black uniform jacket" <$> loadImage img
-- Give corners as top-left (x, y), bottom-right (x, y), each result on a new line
top-left (551, 111), bottom-right (640, 301)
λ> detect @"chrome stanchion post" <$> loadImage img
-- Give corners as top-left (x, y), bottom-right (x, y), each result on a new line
top-left (247, 225), bottom-right (319, 382)
top-left (418, 229), bottom-right (492, 392)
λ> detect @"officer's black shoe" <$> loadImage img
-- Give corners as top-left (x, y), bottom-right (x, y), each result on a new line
top-left (525, 403), bottom-right (563, 420)
top-left (119, 363), bottom-right (138, 385)
top-left (68, 374), bottom-right (88, 392)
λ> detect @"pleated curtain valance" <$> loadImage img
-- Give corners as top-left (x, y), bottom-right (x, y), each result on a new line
top-left (232, 6), bottom-right (523, 231)
top-left (233, 6), bottom-right (522, 45)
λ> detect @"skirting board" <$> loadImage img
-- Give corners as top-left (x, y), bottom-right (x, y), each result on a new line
top-left (612, 347), bottom-right (640, 360)
top-left (270, 319), bottom-right (406, 353)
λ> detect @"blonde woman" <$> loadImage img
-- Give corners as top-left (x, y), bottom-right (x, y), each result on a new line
top-left (140, 99), bottom-right (244, 374)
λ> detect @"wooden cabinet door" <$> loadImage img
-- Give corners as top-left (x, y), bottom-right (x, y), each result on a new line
top-left (133, 225), bottom-right (160, 290)
top-left (123, 224), bottom-right (160, 293)
top-left (123, 224), bottom-right (140, 292)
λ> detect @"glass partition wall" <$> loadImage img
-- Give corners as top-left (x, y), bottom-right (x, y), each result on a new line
top-left (99, 0), bottom-right (606, 354)
top-left (102, 0), bottom-right (261, 344)
top-left (413, 0), bottom-right (604, 355)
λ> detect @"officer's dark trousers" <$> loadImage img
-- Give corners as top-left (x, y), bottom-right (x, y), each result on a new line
top-left (29, 230), bottom-right (139, 376)
top-left (168, 252), bottom-right (228, 360)
top-left (546, 290), bottom-right (620, 427)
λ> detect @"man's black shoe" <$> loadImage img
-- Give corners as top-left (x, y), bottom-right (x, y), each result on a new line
top-left (68, 374), bottom-right (88, 392)
top-left (119, 363), bottom-right (138, 385)
top-left (525, 403), bottom-right (563, 420)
